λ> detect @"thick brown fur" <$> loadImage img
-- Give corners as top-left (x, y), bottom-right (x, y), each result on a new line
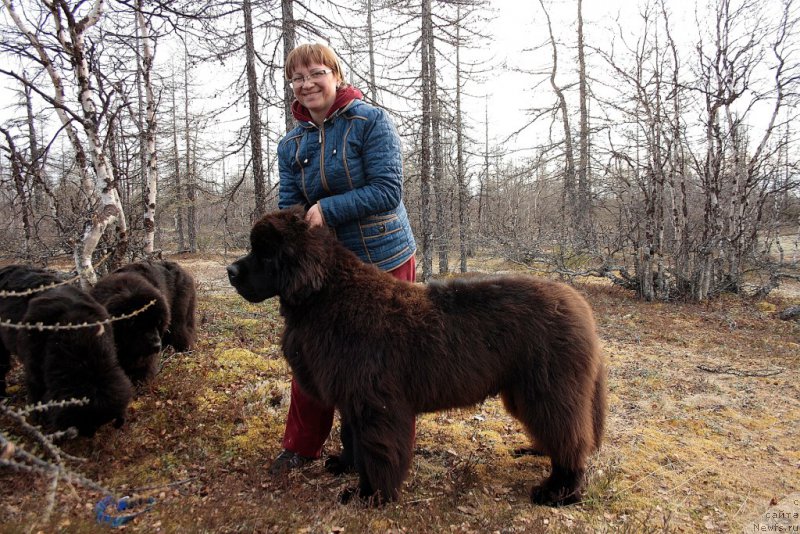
top-left (92, 260), bottom-right (197, 382)
top-left (227, 207), bottom-right (607, 506)
top-left (0, 265), bottom-right (133, 436)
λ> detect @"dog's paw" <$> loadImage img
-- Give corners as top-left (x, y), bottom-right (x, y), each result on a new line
top-left (338, 487), bottom-right (388, 507)
top-left (325, 455), bottom-right (356, 476)
top-left (338, 487), bottom-right (359, 504)
top-left (512, 446), bottom-right (547, 458)
top-left (530, 483), bottom-right (581, 507)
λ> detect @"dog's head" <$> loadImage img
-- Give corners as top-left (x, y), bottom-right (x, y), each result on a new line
top-left (20, 286), bottom-right (133, 436)
top-left (91, 272), bottom-right (170, 376)
top-left (45, 363), bottom-right (133, 437)
top-left (227, 206), bottom-right (329, 304)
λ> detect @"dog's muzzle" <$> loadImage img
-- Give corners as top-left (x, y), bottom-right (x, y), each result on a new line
top-left (226, 264), bottom-right (240, 286)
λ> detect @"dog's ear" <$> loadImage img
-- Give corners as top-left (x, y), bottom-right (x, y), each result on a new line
top-left (251, 206), bottom-right (310, 255)
top-left (276, 207), bottom-right (328, 305)
top-left (287, 204), bottom-right (307, 222)
top-left (280, 253), bottom-right (326, 305)
top-left (17, 292), bottom-right (63, 364)
top-left (25, 289), bottom-right (109, 339)
top-left (23, 291), bottom-right (69, 327)
top-left (283, 205), bottom-right (314, 243)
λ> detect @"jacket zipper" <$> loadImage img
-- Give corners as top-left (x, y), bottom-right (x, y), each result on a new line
top-left (304, 104), bottom-right (355, 199)
top-left (318, 124), bottom-right (332, 195)
top-left (295, 137), bottom-right (309, 204)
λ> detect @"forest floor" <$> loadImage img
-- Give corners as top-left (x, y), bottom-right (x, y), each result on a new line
top-left (1, 253), bottom-right (799, 533)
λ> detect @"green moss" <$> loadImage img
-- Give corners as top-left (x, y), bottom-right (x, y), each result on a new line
top-left (227, 415), bottom-right (273, 455)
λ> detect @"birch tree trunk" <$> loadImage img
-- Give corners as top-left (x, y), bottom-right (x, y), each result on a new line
top-left (663, 2), bottom-right (690, 295)
top-left (136, 0), bottom-right (159, 256)
top-left (57, 0), bottom-right (128, 285)
top-left (188, 131), bottom-right (198, 252)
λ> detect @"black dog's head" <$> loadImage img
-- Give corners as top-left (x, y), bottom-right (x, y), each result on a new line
top-left (20, 286), bottom-right (133, 436)
top-left (46, 361), bottom-right (133, 437)
top-left (227, 206), bottom-right (330, 305)
top-left (91, 273), bottom-right (170, 383)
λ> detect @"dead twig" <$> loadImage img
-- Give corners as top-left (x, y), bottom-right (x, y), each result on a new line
top-left (778, 306), bottom-right (800, 321)
top-left (696, 365), bottom-right (783, 378)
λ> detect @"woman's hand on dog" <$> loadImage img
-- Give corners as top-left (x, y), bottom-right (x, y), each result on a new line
top-left (305, 204), bottom-right (324, 227)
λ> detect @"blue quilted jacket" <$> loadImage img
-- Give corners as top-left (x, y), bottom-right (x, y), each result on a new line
top-left (278, 99), bottom-right (416, 271)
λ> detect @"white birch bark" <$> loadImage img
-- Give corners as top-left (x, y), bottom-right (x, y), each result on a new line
top-left (57, 0), bottom-right (127, 286)
top-left (137, 0), bottom-right (159, 255)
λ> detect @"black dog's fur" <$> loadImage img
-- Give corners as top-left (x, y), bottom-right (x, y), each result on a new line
top-left (91, 260), bottom-right (196, 383)
top-left (0, 265), bottom-right (133, 436)
top-left (227, 208), bottom-right (607, 506)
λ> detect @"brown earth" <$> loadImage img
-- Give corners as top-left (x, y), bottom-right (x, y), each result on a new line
top-left (1, 253), bottom-right (798, 533)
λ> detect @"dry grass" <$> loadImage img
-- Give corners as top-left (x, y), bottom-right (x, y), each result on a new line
top-left (1, 255), bottom-right (798, 533)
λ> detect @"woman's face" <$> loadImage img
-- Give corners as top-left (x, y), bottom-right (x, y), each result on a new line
top-left (291, 62), bottom-right (339, 118)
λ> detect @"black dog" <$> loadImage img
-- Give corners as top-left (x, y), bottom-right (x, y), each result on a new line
top-left (0, 265), bottom-right (133, 436)
top-left (227, 208), bottom-right (607, 506)
top-left (91, 260), bottom-right (196, 383)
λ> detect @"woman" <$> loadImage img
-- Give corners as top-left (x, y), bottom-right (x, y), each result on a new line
top-left (271, 43), bottom-right (417, 474)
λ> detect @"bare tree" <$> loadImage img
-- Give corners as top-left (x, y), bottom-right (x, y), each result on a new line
top-left (2, 0), bottom-right (128, 285)
top-left (455, 4), bottom-right (469, 273)
top-left (419, 0), bottom-right (436, 280)
top-left (539, 0), bottom-right (578, 237)
top-left (281, 0), bottom-right (296, 132)
top-left (690, 0), bottom-right (798, 299)
top-left (589, 0), bottom-right (799, 300)
top-left (169, 68), bottom-right (187, 252)
top-left (576, 0), bottom-right (592, 245)
top-left (0, 127), bottom-right (33, 257)
top-left (136, 0), bottom-right (159, 256)
top-left (430, 16), bottom-right (448, 275)
top-left (183, 42), bottom-right (197, 253)
top-left (243, 0), bottom-right (267, 218)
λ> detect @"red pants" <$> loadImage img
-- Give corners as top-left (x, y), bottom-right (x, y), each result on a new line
top-left (282, 255), bottom-right (417, 458)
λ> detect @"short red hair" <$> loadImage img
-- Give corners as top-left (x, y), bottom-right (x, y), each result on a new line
top-left (285, 43), bottom-right (345, 84)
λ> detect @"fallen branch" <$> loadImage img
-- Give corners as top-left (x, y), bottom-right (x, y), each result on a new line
top-left (0, 298), bottom-right (156, 332)
top-left (696, 365), bottom-right (783, 377)
top-left (778, 306), bottom-right (800, 321)
top-left (0, 400), bottom-right (116, 524)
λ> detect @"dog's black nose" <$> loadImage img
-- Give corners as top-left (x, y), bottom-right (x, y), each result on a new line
top-left (226, 264), bottom-right (239, 282)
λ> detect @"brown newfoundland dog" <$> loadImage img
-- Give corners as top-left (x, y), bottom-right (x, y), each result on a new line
top-left (227, 207), bottom-right (607, 506)
top-left (91, 260), bottom-right (197, 383)
top-left (0, 265), bottom-right (133, 436)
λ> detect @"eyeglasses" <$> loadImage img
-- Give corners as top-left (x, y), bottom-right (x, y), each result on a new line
top-left (290, 69), bottom-right (332, 87)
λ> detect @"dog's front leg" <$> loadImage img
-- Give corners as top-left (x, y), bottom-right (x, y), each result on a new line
top-left (339, 403), bottom-right (414, 506)
top-left (325, 419), bottom-right (357, 475)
